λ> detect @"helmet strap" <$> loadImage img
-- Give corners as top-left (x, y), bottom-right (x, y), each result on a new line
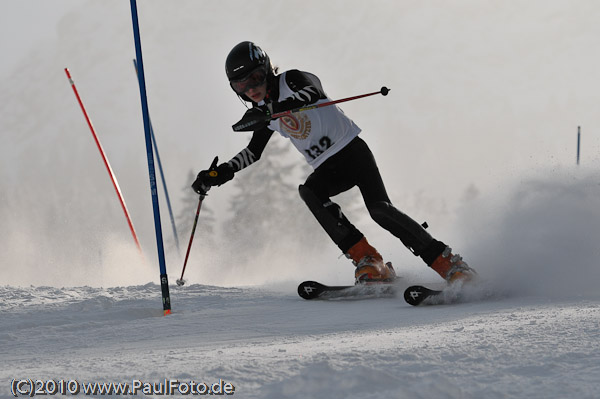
top-left (237, 94), bottom-right (251, 107)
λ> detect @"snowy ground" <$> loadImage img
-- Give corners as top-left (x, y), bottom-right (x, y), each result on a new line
top-left (2, 281), bottom-right (599, 399)
top-left (4, 170), bottom-right (600, 398)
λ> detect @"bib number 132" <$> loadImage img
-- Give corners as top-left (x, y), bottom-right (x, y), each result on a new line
top-left (304, 137), bottom-right (333, 160)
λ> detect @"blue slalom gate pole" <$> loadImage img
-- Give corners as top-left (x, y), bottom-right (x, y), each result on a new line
top-left (577, 126), bottom-right (581, 166)
top-left (129, 0), bottom-right (171, 315)
top-left (132, 59), bottom-right (181, 255)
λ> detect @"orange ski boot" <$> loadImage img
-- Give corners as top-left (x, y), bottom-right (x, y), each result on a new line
top-left (346, 237), bottom-right (396, 284)
top-left (430, 247), bottom-right (476, 283)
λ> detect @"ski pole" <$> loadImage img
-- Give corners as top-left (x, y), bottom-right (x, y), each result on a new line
top-left (176, 156), bottom-right (218, 286)
top-left (65, 68), bottom-right (143, 255)
top-left (272, 86), bottom-right (390, 119)
top-left (233, 86), bottom-right (390, 131)
top-left (176, 195), bottom-right (205, 286)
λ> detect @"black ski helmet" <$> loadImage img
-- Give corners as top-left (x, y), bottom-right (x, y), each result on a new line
top-left (225, 42), bottom-right (273, 100)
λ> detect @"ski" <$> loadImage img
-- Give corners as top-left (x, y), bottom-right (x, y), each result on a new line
top-left (298, 280), bottom-right (396, 300)
top-left (403, 285), bottom-right (444, 306)
top-left (403, 283), bottom-right (479, 306)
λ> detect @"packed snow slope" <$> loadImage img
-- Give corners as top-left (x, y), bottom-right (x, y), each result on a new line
top-left (4, 169), bottom-right (600, 398)
top-left (1, 283), bottom-right (599, 399)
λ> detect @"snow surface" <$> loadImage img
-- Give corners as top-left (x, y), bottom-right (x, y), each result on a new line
top-left (3, 170), bottom-right (600, 398)
top-left (2, 281), bottom-right (599, 399)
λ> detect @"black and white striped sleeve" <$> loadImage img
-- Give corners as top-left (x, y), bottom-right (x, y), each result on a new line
top-left (271, 70), bottom-right (327, 113)
top-left (226, 127), bottom-right (273, 172)
top-left (286, 85), bottom-right (322, 104)
top-left (227, 147), bottom-right (256, 171)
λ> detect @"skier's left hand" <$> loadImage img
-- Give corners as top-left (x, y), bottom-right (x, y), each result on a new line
top-left (192, 162), bottom-right (235, 194)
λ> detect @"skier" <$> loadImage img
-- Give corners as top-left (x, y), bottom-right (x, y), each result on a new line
top-left (192, 41), bottom-right (475, 284)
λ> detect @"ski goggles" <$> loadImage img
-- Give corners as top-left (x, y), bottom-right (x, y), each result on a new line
top-left (230, 66), bottom-right (267, 94)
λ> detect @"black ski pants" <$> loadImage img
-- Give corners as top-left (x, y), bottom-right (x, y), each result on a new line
top-left (298, 136), bottom-right (445, 265)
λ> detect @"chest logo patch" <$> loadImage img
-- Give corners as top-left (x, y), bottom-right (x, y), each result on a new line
top-left (281, 113), bottom-right (311, 140)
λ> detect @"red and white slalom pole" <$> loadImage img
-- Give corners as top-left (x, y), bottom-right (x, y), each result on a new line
top-left (65, 68), bottom-right (142, 254)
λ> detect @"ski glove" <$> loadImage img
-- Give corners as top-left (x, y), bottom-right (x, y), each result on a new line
top-left (192, 162), bottom-right (234, 195)
top-left (232, 104), bottom-right (273, 132)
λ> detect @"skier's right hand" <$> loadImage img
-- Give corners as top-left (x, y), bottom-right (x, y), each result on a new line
top-left (192, 161), bottom-right (234, 195)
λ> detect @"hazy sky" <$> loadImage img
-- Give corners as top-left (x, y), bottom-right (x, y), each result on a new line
top-left (0, 1), bottom-right (71, 76)
top-left (2, 1), bottom-right (600, 287)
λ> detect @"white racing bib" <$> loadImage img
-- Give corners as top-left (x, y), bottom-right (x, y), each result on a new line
top-left (263, 71), bottom-right (361, 169)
